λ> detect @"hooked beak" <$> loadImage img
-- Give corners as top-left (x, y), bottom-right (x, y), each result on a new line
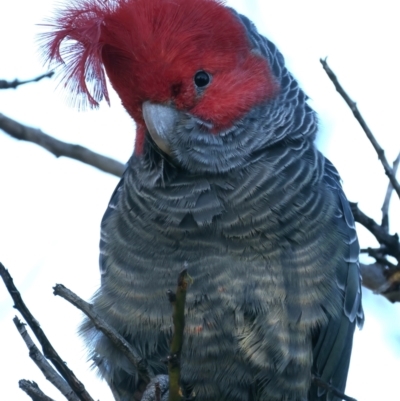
top-left (142, 101), bottom-right (179, 155)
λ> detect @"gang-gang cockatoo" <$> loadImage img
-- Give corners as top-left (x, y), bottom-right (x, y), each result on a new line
top-left (43, 0), bottom-right (364, 400)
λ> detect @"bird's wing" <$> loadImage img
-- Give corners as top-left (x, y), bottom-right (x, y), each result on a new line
top-left (309, 158), bottom-right (364, 401)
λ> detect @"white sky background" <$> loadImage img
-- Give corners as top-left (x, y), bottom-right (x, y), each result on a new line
top-left (0, 0), bottom-right (399, 400)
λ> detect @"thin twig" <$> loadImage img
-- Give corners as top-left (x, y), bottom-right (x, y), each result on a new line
top-left (18, 380), bottom-right (56, 401)
top-left (13, 317), bottom-right (79, 401)
top-left (320, 58), bottom-right (400, 199)
top-left (0, 113), bottom-right (124, 177)
top-left (167, 267), bottom-right (189, 401)
top-left (360, 248), bottom-right (398, 270)
top-left (0, 71), bottom-right (54, 89)
top-left (350, 203), bottom-right (400, 260)
top-left (381, 152), bottom-right (400, 230)
top-left (0, 263), bottom-right (95, 401)
top-left (312, 376), bottom-right (357, 401)
top-left (53, 284), bottom-right (152, 384)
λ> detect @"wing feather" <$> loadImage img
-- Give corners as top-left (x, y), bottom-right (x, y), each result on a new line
top-left (310, 159), bottom-right (363, 401)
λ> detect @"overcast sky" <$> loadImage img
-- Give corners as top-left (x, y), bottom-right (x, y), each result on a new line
top-left (1, 1), bottom-right (400, 400)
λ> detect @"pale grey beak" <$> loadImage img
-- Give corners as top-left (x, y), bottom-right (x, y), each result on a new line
top-left (142, 101), bottom-right (179, 155)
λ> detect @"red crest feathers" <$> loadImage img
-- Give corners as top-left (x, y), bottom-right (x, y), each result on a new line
top-left (40, 0), bottom-right (113, 109)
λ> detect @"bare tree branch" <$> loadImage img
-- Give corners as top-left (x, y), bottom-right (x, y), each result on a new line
top-left (53, 284), bottom-right (152, 385)
top-left (0, 263), bottom-right (95, 401)
top-left (349, 200), bottom-right (400, 301)
top-left (13, 317), bottom-right (79, 401)
top-left (19, 380), bottom-right (56, 401)
top-left (381, 152), bottom-right (400, 230)
top-left (320, 58), bottom-right (400, 199)
top-left (0, 113), bottom-right (125, 177)
top-left (360, 248), bottom-right (398, 270)
top-left (0, 72), bottom-right (54, 90)
top-left (350, 203), bottom-right (400, 260)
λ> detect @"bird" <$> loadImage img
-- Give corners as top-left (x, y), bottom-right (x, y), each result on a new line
top-left (42, 0), bottom-right (364, 400)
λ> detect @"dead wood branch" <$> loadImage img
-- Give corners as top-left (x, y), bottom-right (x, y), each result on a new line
top-left (350, 203), bottom-right (400, 260)
top-left (19, 380), bottom-right (56, 401)
top-left (13, 317), bottom-right (79, 401)
top-left (0, 263), bottom-right (95, 401)
top-left (0, 71), bottom-right (54, 90)
top-left (53, 284), bottom-right (152, 384)
top-left (321, 59), bottom-right (400, 302)
top-left (320, 58), bottom-right (400, 199)
top-left (0, 113), bottom-right (124, 177)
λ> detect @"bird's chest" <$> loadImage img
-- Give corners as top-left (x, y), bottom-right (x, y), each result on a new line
top-left (122, 168), bottom-right (317, 259)
top-left (100, 168), bottom-right (337, 341)
top-left (119, 178), bottom-right (285, 260)
top-left (107, 170), bottom-right (325, 294)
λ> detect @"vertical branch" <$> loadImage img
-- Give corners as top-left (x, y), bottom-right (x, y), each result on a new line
top-left (167, 268), bottom-right (189, 401)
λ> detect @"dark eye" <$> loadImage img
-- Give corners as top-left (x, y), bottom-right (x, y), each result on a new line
top-left (194, 71), bottom-right (210, 88)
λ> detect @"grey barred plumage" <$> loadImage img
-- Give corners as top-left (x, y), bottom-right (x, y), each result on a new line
top-left (45, 2), bottom-right (365, 400)
top-left (85, 145), bottom-right (361, 400)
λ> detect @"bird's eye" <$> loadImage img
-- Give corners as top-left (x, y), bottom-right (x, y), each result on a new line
top-left (194, 71), bottom-right (210, 88)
